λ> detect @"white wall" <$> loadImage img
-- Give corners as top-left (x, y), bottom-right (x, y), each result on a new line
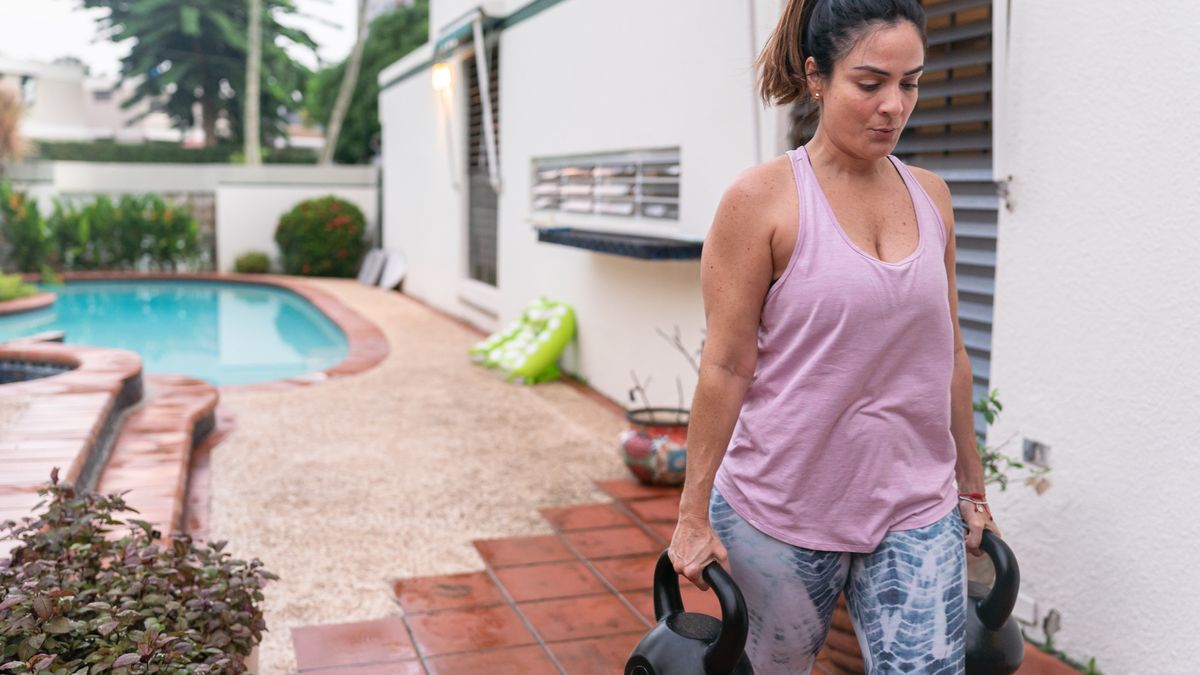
top-left (215, 184), bottom-right (378, 272)
top-left (380, 0), bottom-right (785, 407)
top-left (7, 161), bottom-right (378, 273)
top-left (989, 2), bottom-right (1200, 673)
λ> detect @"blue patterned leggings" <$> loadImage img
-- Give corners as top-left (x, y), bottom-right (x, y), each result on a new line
top-left (710, 490), bottom-right (967, 675)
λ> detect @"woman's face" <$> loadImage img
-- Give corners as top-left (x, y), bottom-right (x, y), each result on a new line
top-left (807, 21), bottom-right (925, 159)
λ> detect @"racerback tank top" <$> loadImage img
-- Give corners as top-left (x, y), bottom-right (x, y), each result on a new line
top-left (712, 146), bottom-right (959, 552)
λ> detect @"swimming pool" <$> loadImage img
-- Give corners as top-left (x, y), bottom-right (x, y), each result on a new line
top-left (0, 280), bottom-right (349, 385)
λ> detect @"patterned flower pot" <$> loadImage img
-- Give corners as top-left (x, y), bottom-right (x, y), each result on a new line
top-left (619, 407), bottom-right (689, 486)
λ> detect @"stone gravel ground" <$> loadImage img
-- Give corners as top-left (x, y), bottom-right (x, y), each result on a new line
top-left (208, 280), bottom-right (629, 674)
top-left (0, 395), bottom-right (29, 438)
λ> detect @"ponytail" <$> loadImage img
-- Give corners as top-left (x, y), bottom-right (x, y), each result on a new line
top-left (756, 0), bottom-right (821, 106)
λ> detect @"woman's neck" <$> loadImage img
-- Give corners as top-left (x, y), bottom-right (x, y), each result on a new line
top-left (805, 130), bottom-right (892, 180)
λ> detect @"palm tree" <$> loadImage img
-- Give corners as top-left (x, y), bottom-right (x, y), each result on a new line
top-left (245, 0), bottom-right (263, 164)
top-left (83, 0), bottom-right (317, 147)
top-left (320, 0), bottom-right (369, 165)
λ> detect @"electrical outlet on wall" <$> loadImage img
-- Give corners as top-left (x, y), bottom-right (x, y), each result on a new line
top-left (1023, 438), bottom-right (1050, 467)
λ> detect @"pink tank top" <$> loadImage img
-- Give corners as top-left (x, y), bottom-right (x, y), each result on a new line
top-left (713, 146), bottom-right (959, 553)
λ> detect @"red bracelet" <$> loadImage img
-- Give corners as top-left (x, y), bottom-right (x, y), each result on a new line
top-left (957, 492), bottom-right (992, 518)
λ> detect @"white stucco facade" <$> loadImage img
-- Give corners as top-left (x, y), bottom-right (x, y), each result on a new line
top-left (379, 0), bottom-right (785, 409)
top-left (987, 2), bottom-right (1200, 673)
top-left (378, 1), bottom-right (1198, 671)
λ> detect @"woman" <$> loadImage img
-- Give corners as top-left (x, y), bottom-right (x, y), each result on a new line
top-left (668, 0), bottom-right (1000, 672)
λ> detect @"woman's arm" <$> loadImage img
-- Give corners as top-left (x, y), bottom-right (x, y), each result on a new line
top-left (672, 164), bottom-right (783, 589)
top-left (912, 166), bottom-right (998, 555)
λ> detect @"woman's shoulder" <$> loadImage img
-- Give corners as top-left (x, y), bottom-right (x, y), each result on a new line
top-left (900, 162), bottom-right (953, 212)
top-left (715, 153), bottom-right (797, 228)
top-left (724, 153), bottom-right (796, 204)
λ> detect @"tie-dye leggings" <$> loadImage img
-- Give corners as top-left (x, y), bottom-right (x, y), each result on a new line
top-left (709, 490), bottom-right (967, 675)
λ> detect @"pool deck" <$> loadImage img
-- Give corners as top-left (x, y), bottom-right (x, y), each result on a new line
top-left (204, 278), bottom-right (633, 674)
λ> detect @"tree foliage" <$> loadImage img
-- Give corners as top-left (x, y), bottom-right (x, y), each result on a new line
top-left (83, 0), bottom-right (318, 147)
top-left (307, 1), bottom-right (429, 164)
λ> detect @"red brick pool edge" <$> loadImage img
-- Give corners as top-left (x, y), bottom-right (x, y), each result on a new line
top-left (0, 292), bottom-right (56, 316)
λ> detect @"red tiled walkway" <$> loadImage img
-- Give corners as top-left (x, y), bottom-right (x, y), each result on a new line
top-left (290, 479), bottom-right (727, 674)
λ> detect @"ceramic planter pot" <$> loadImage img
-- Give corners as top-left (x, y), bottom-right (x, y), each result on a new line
top-left (619, 407), bottom-right (689, 486)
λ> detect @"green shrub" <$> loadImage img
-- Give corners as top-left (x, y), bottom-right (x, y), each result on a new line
top-left (234, 251), bottom-right (270, 274)
top-left (40, 264), bottom-right (63, 287)
top-left (0, 272), bottom-right (36, 302)
top-left (274, 196), bottom-right (366, 277)
top-left (0, 470), bottom-right (276, 673)
top-left (42, 194), bottom-right (200, 272)
top-left (33, 140), bottom-right (318, 165)
top-left (0, 181), bottom-right (47, 273)
top-left (3, 183), bottom-right (200, 273)
top-left (35, 140), bottom-right (235, 164)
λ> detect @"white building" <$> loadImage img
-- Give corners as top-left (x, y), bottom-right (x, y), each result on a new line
top-left (0, 53), bottom-right (180, 143)
top-left (377, 2), bottom-right (1200, 672)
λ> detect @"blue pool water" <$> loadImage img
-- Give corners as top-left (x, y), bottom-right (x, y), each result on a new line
top-left (0, 281), bottom-right (349, 385)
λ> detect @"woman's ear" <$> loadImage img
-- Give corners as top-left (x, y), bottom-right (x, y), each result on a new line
top-left (804, 56), bottom-right (822, 99)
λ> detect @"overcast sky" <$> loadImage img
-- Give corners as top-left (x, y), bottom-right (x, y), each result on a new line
top-left (0, 0), bottom-right (358, 80)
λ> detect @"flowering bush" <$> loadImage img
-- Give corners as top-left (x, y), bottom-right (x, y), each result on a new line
top-left (0, 471), bottom-right (276, 673)
top-left (274, 196), bottom-right (366, 277)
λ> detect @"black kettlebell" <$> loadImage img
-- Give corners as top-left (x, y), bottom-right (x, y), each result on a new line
top-left (625, 550), bottom-right (754, 675)
top-left (966, 530), bottom-right (1024, 674)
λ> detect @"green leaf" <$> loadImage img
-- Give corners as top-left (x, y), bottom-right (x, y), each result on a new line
top-left (43, 617), bottom-right (73, 634)
top-left (31, 597), bottom-right (52, 620)
top-left (111, 654), bottom-right (140, 669)
top-left (179, 5), bottom-right (201, 36)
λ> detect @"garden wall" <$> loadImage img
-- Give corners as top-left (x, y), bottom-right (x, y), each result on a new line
top-left (6, 161), bottom-right (378, 272)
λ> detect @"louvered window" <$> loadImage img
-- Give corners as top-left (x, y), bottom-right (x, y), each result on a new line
top-left (899, 0), bottom-right (997, 433)
top-left (465, 40), bottom-right (500, 286)
top-left (531, 148), bottom-right (681, 223)
top-left (789, 0), bottom-right (997, 432)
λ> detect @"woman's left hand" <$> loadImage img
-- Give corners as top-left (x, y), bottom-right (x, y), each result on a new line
top-left (959, 499), bottom-right (1002, 557)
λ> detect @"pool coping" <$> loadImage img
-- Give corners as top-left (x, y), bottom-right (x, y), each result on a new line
top-left (18, 272), bottom-right (390, 393)
top-left (0, 292), bottom-right (56, 317)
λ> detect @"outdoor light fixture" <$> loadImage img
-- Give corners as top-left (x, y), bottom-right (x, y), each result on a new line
top-left (431, 62), bottom-right (452, 92)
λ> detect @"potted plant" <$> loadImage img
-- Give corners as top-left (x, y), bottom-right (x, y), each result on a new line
top-left (822, 390), bottom-right (1051, 674)
top-left (619, 327), bottom-right (702, 486)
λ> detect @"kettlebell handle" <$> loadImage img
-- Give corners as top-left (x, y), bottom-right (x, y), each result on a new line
top-left (653, 551), bottom-right (749, 674)
top-left (977, 530), bottom-right (1021, 631)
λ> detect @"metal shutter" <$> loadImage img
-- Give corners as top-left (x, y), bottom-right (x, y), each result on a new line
top-left (465, 41), bottom-right (500, 287)
top-left (895, 0), bottom-right (997, 432)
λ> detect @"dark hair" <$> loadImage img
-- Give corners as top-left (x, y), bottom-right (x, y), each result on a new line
top-left (757, 0), bottom-right (927, 106)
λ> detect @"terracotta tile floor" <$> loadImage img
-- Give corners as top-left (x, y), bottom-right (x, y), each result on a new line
top-left (290, 478), bottom-right (759, 674)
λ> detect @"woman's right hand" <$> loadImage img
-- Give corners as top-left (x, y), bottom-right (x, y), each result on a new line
top-left (668, 511), bottom-right (729, 591)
